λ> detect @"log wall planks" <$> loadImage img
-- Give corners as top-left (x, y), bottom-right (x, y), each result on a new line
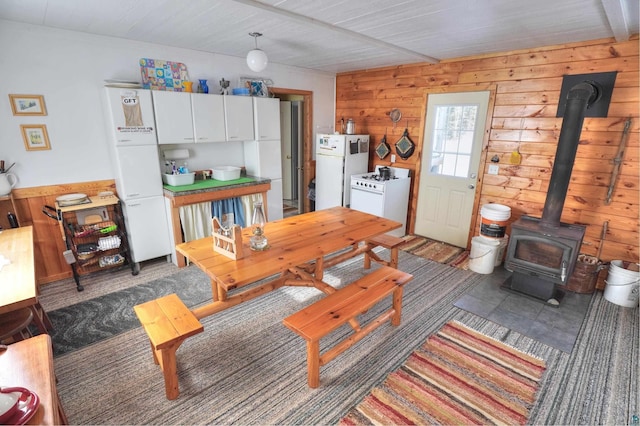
top-left (336, 37), bottom-right (639, 289)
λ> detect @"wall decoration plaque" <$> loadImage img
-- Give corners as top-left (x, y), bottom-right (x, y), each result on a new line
top-left (395, 128), bottom-right (415, 159)
top-left (375, 134), bottom-right (391, 160)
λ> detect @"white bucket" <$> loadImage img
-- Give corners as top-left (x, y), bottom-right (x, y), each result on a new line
top-left (493, 234), bottom-right (509, 267)
top-left (480, 204), bottom-right (511, 238)
top-left (469, 236), bottom-right (500, 274)
top-left (604, 260), bottom-right (640, 308)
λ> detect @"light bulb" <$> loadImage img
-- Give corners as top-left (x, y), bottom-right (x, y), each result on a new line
top-left (247, 49), bottom-right (268, 72)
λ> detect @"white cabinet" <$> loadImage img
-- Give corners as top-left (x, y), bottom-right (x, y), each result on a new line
top-left (152, 91), bottom-right (194, 144)
top-left (224, 95), bottom-right (254, 141)
top-left (192, 93), bottom-right (226, 143)
top-left (104, 87), bottom-right (158, 146)
top-left (253, 97), bottom-right (281, 140)
top-left (121, 197), bottom-right (172, 263)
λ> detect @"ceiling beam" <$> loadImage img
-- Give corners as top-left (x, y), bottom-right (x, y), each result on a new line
top-left (601, 0), bottom-right (631, 41)
top-left (230, 0), bottom-right (439, 64)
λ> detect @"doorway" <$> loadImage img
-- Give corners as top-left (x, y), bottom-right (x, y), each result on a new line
top-left (270, 87), bottom-right (313, 216)
top-left (414, 91), bottom-right (490, 247)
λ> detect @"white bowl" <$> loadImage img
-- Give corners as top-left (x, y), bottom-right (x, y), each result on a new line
top-left (162, 172), bottom-right (195, 186)
top-left (212, 166), bottom-right (241, 181)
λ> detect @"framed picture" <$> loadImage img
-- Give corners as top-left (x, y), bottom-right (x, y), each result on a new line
top-left (9, 94), bottom-right (47, 116)
top-left (21, 124), bottom-right (51, 151)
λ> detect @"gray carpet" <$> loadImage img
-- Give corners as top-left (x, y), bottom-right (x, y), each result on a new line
top-left (47, 251), bottom-right (638, 425)
top-left (48, 267), bottom-right (210, 356)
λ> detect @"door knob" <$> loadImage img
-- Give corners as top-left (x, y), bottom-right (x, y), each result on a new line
top-left (286, 155), bottom-right (292, 159)
top-left (468, 184), bottom-right (475, 189)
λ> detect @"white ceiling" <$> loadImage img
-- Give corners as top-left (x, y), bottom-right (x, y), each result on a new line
top-left (0, 0), bottom-right (637, 73)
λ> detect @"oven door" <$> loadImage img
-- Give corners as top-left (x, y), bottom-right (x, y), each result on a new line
top-left (350, 186), bottom-right (384, 216)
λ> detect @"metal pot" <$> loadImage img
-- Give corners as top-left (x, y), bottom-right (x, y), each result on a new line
top-left (379, 166), bottom-right (391, 180)
top-left (346, 119), bottom-right (355, 135)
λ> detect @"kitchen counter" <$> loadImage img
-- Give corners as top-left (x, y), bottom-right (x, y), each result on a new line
top-left (162, 176), bottom-right (270, 196)
top-left (163, 175), bottom-right (272, 267)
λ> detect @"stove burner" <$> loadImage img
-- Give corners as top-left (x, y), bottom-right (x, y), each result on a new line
top-left (359, 174), bottom-right (396, 181)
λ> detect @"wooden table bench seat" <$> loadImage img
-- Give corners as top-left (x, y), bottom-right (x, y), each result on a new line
top-left (134, 293), bottom-right (203, 400)
top-left (283, 266), bottom-right (413, 388)
top-left (363, 234), bottom-right (405, 269)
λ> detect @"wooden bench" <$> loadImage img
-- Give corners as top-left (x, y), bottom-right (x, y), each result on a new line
top-left (283, 266), bottom-right (413, 388)
top-left (134, 293), bottom-right (204, 400)
top-left (364, 234), bottom-right (405, 269)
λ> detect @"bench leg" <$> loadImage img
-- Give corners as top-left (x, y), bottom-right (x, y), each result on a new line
top-left (363, 251), bottom-right (372, 269)
top-left (155, 342), bottom-right (185, 400)
top-left (306, 340), bottom-right (321, 388)
top-left (389, 247), bottom-right (399, 269)
top-left (392, 286), bottom-right (404, 326)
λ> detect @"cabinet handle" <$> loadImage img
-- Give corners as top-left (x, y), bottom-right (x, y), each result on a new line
top-left (128, 193), bottom-right (140, 198)
top-left (118, 139), bottom-right (132, 142)
top-left (229, 136), bottom-right (238, 139)
top-left (128, 203), bottom-right (141, 207)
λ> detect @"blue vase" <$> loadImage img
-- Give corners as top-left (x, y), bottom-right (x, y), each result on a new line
top-left (199, 79), bottom-right (209, 94)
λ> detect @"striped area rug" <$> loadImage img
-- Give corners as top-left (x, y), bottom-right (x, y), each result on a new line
top-left (400, 235), bottom-right (470, 270)
top-left (340, 321), bottom-right (546, 425)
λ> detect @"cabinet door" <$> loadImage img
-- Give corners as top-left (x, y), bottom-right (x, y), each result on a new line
top-left (104, 88), bottom-right (158, 146)
top-left (152, 91), bottom-right (195, 144)
top-left (114, 145), bottom-right (163, 198)
top-left (224, 95), bottom-right (254, 141)
top-left (191, 93), bottom-right (226, 143)
top-left (253, 97), bottom-right (281, 140)
top-left (121, 197), bottom-right (171, 263)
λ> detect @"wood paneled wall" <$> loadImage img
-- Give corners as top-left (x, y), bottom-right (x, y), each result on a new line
top-left (336, 37), bottom-right (639, 286)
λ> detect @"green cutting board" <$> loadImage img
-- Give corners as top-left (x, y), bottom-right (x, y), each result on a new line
top-left (163, 177), bottom-right (256, 192)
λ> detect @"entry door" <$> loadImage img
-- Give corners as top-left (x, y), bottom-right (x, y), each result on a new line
top-left (415, 91), bottom-right (490, 247)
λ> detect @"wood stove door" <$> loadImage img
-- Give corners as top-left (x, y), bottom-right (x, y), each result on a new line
top-left (415, 90), bottom-right (490, 247)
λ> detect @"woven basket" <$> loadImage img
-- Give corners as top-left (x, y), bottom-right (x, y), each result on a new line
top-left (566, 254), bottom-right (604, 294)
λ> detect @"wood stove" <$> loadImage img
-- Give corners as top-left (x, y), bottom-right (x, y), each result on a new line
top-left (503, 72), bottom-right (616, 304)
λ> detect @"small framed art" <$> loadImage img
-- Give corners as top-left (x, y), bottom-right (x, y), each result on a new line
top-left (9, 94), bottom-right (47, 116)
top-left (21, 124), bottom-right (51, 151)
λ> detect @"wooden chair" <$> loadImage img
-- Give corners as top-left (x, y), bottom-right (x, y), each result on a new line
top-left (29, 301), bottom-right (54, 334)
top-left (0, 308), bottom-right (34, 344)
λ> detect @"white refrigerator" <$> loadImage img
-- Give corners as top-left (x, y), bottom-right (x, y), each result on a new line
top-left (103, 87), bottom-right (172, 265)
top-left (315, 134), bottom-right (369, 210)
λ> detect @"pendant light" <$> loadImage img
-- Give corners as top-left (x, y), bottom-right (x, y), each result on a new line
top-left (246, 32), bottom-right (268, 72)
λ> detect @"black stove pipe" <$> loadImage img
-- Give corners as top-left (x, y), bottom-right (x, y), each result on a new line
top-left (540, 82), bottom-right (599, 227)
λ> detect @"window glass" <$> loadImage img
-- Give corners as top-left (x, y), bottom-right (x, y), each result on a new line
top-left (430, 105), bottom-right (479, 177)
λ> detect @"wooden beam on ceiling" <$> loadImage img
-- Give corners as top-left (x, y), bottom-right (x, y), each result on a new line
top-left (229, 0), bottom-right (439, 64)
top-left (601, 0), bottom-right (632, 41)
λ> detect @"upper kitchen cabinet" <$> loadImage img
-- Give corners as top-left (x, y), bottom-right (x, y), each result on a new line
top-left (224, 95), bottom-right (254, 141)
top-left (191, 93), bottom-right (226, 143)
top-left (153, 91), bottom-right (227, 144)
top-left (152, 90), bottom-right (194, 144)
top-left (104, 87), bottom-right (158, 146)
top-left (253, 97), bottom-right (281, 140)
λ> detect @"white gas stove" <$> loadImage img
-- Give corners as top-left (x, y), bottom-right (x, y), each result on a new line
top-left (350, 166), bottom-right (411, 237)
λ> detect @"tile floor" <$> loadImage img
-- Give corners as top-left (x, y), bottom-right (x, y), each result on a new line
top-left (454, 266), bottom-right (593, 353)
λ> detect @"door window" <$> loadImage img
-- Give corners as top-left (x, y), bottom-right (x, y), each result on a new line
top-left (430, 105), bottom-right (479, 177)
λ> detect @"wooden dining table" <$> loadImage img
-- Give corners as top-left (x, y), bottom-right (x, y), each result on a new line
top-left (175, 207), bottom-right (402, 320)
top-left (0, 226), bottom-right (36, 315)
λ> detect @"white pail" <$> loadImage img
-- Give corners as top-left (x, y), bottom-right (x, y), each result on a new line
top-left (469, 236), bottom-right (500, 274)
top-left (494, 234), bottom-right (509, 267)
top-left (604, 260), bottom-right (640, 308)
top-left (480, 204), bottom-right (511, 238)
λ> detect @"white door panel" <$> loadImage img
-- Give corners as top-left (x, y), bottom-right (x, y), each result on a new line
top-left (316, 154), bottom-right (344, 210)
top-left (415, 91), bottom-right (490, 247)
